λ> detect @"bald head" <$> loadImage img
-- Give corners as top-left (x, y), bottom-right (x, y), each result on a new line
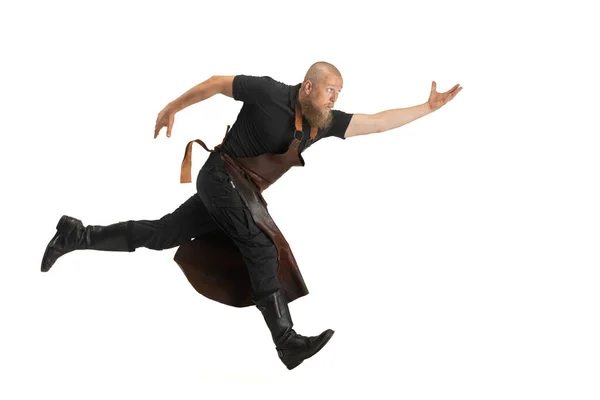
top-left (303, 61), bottom-right (342, 85)
top-left (298, 62), bottom-right (344, 129)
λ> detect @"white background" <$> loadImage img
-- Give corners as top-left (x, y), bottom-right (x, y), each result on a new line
top-left (1, 0), bottom-right (599, 399)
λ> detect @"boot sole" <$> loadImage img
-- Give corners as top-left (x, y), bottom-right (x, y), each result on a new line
top-left (283, 329), bottom-right (335, 370)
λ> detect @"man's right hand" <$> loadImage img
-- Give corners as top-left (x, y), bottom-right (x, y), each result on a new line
top-left (154, 104), bottom-right (177, 138)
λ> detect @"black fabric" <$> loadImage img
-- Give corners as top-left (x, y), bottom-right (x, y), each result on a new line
top-left (221, 75), bottom-right (353, 158)
top-left (131, 75), bottom-right (353, 299)
top-left (129, 151), bottom-right (280, 298)
top-left (128, 195), bottom-right (220, 251)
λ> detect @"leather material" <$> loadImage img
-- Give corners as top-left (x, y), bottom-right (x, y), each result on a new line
top-left (255, 290), bottom-right (334, 370)
top-left (41, 215), bottom-right (131, 272)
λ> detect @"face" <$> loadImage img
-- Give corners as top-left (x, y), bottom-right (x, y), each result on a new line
top-left (299, 73), bottom-right (343, 129)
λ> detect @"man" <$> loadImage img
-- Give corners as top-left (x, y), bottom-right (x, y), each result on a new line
top-left (41, 61), bottom-right (462, 369)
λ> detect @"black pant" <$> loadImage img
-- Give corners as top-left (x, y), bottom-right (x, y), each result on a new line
top-left (127, 152), bottom-right (280, 298)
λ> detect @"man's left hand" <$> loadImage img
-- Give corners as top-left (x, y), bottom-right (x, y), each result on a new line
top-left (427, 81), bottom-right (462, 112)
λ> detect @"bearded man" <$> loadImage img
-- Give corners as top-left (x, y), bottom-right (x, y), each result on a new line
top-left (41, 61), bottom-right (462, 370)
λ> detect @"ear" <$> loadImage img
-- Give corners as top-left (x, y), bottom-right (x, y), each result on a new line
top-left (303, 80), bottom-right (313, 95)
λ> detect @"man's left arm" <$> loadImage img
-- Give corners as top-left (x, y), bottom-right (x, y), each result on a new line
top-left (344, 81), bottom-right (462, 138)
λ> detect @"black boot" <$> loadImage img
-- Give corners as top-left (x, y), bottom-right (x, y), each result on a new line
top-left (41, 215), bottom-right (132, 272)
top-left (255, 290), bottom-right (334, 370)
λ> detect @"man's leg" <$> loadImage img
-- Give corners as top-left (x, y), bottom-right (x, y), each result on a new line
top-left (195, 156), bottom-right (334, 370)
top-left (128, 194), bottom-right (220, 250)
top-left (41, 194), bottom-right (220, 272)
top-left (195, 159), bottom-right (281, 299)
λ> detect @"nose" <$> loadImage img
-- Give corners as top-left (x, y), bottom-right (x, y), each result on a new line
top-left (331, 92), bottom-right (338, 102)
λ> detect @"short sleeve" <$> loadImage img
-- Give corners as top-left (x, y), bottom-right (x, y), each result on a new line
top-left (322, 110), bottom-right (353, 140)
top-left (232, 75), bottom-right (281, 104)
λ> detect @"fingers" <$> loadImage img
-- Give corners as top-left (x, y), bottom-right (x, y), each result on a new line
top-left (434, 82), bottom-right (462, 96)
top-left (442, 84), bottom-right (462, 102)
top-left (167, 114), bottom-right (174, 138)
top-left (451, 85), bottom-right (463, 98)
top-left (154, 111), bottom-right (163, 138)
top-left (446, 86), bottom-right (463, 103)
top-left (154, 113), bottom-right (175, 139)
top-left (446, 83), bottom-right (460, 94)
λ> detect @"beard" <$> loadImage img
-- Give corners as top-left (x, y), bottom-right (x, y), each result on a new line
top-left (299, 97), bottom-right (334, 129)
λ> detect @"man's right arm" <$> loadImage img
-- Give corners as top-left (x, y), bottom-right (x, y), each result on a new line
top-left (154, 76), bottom-right (236, 138)
top-left (170, 75), bottom-right (281, 112)
top-left (168, 75), bottom-right (236, 112)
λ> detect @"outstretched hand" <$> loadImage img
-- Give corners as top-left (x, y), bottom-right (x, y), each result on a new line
top-left (427, 81), bottom-right (462, 112)
top-left (154, 105), bottom-right (176, 138)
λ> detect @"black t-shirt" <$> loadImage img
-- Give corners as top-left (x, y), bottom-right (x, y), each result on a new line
top-left (219, 75), bottom-right (353, 158)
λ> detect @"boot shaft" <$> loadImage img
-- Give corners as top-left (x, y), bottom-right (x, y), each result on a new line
top-left (84, 222), bottom-right (132, 251)
top-left (255, 290), bottom-right (294, 344)
top-left (58, 216), bottom-right (131, 251)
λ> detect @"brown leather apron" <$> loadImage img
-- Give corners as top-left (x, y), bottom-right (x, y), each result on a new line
top-left (173, 101), bottom-right (319, 308)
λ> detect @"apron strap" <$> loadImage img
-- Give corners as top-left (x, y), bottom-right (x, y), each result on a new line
top-left (295, 101), bottom-right (303, 132)
top-left (180, 125), bottom-right (230, 183)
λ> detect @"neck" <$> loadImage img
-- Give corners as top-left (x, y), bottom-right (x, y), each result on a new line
top-left (297, 88), bottom-right (306, 109)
